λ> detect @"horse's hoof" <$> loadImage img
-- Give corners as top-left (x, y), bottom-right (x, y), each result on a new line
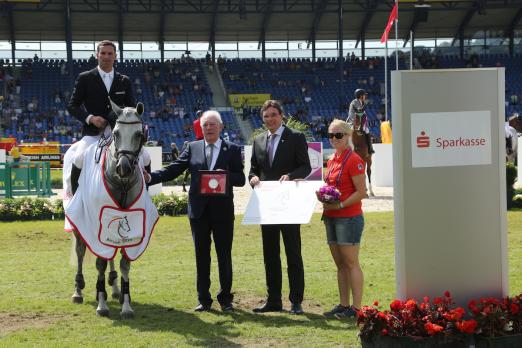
top-left (112, 292), bottom-right (121, 300)
top-left (120, 310), bottom-right (134, 320)
top-left (71, 294), bottom-right (83, 304)
top-left (96, 309), bottom-right (110, 317)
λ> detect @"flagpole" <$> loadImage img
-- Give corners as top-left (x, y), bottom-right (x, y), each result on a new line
top-left (410, 30), bottom-right (413, 70)
top-left (395, 0), bottom-right (399, 70)
top-left (385, 40), bottom-right (388, 122)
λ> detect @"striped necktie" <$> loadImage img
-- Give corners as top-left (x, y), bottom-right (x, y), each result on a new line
top-left (206, 143), bottom-right (214, 169)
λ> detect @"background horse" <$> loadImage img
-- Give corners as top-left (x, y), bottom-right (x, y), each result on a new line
top-left (69, 101), bottom-right (147, 318)
top-left (352, 114), bottom-right (375, 197)
top-left (508, 115), bottom-right (520, 164)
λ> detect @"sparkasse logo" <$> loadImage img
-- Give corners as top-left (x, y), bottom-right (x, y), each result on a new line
top-left (416, 131), bottom-right (430, 148)
top-left (411, 111), bottom-right (491, 168)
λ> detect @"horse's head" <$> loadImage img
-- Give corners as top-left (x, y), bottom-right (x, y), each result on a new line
top-left (109, 99), bottom-right (145, 178)
top-left (119, 216), bottom-right (131, 234)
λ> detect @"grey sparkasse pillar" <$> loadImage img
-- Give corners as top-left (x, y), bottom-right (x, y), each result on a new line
top-left (392, 68), bottom-right (508, 306)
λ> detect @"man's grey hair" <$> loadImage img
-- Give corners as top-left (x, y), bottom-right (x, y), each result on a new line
top-left (200, 110), bottom-right (223, 129)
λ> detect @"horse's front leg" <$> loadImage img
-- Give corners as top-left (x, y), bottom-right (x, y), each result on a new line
top-left (71, 231), bottom-right (86, 303)
top-left (367, 156), bottom-right (375, 197)
top-left (108, 260), bottom-right (121, 300)
top-left (119, 256), bottom-right (134, 319)
top-left (95, 258), bottom-right (110, 317)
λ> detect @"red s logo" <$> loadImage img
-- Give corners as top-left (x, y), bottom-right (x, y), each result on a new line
top-left (416, 131), bottom-right (430, 148)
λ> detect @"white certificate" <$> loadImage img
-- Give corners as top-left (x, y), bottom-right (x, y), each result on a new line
top-left (242, 181), bottom-right (322, 225)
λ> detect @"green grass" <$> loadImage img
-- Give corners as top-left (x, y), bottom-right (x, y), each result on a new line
top-left (1, 212), bottom-right (522, 347)
top-left (50, 169), bottom-right (63, 189)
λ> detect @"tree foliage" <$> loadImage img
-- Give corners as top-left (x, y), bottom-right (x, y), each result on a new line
top-left (249, 116), bottom-right (315, 144)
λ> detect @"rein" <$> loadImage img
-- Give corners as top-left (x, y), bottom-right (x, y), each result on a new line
top-left (105, 118), bottom-right (145, 207)
top-left (104, 149), bottom-right (141, 208)
top-left (113, 119), bottom-right (145, 165)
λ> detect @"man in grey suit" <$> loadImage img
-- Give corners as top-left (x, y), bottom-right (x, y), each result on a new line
top-left (144, 110), bottom-right (245, 312)
top-left (249, 100), bottom-right (311, 315)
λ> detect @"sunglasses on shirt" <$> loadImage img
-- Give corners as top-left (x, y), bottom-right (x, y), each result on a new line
top-left (327, 132), bottom-right (347, 140)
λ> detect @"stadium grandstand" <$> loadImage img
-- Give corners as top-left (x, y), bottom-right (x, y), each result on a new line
top-left (0, 0), bottom-right (521, 153)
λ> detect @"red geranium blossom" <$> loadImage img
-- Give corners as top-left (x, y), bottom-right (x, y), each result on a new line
top-left (425, 322), bottom-right (444, 336)
top-left (390, 299), bottom-right (404, 311)
top-left (511, 303), bottom-right (520, 315)
top-left (456, 320), bottom-right (478, 334)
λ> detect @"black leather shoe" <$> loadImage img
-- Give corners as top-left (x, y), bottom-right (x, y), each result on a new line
top-left (253, 302), bottom-right (283, 313)
top-left (290, 303), bottom-right (304, 315)
top-left (221, 303), bottom-right (234, 312)
top-left (194, 303), bottom-right (211, 312)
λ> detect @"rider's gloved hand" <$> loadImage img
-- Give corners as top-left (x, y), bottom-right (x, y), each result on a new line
top-left (90, 116), bottom-right (107, 129)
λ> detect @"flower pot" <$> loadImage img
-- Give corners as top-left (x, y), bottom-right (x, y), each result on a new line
top-left (361, 336), bottom-right (468, 348)
top-left (475, 334), bottom-right (522, 348)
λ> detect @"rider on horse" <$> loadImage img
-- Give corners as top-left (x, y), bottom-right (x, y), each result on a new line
top-left (346, 89), bottom-right (375, 154)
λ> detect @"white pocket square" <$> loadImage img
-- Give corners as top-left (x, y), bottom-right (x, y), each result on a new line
top-left (115, 91), bottom-right (125, 95)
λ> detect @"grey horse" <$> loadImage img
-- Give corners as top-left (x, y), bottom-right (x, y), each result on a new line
top-left (70, 100), bottom-right (146, 318)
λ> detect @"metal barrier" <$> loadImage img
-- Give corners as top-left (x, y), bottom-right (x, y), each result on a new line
top-left (0, 162), bottom-right (53, 198)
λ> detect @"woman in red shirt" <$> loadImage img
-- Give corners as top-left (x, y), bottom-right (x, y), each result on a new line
top-left (320, 119), bottom-right (367, 318)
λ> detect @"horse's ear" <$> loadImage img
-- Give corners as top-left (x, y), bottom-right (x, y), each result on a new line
top-left (109, 98), bottom-right (123, 115)
top-left (136, 102), bottom-right (144, 116)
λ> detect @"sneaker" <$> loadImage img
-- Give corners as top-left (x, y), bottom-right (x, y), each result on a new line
top-left (323, 304), bottom-right (349, 318)
top-left (334, 306), bottom-right (358, 319)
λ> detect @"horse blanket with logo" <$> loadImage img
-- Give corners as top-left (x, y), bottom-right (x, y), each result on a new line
top-left (64, 142), bottom-right (158, 261)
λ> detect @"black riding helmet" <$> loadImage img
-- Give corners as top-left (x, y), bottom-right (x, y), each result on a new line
top-left (354, 89), bottom-right (368, 99)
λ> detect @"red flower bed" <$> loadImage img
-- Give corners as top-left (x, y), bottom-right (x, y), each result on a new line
top-left (468, 294), bottom-right (522, 337)
top-left (358, 291), bottom-right (475, 342)
top-left (358, 292), bottom-right (522, 343)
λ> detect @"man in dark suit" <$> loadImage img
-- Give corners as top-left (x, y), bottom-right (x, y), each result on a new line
top-left (67, 40), bottom-right (135, 139)
top-left (249, 100), bottom-right (311, 315)
top-left (144, 111), bottom-right (245, 312)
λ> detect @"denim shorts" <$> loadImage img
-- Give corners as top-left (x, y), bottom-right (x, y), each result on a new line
top-left (323, 215), bottom-right (364, 246)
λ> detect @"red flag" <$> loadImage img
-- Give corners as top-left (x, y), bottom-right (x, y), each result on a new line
top-left (380, 3), bottom-right (398, 43)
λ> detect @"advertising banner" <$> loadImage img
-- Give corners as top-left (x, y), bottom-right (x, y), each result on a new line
top-left (20, 142), bottom-right (62, 167)
top-left (306, 142), bottom-right (323, 181)
top-left (229, 94), bottom-right (271, 108)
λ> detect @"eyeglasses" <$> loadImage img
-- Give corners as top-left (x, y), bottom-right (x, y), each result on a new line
top-left (327, 132), bottom-right (347, 140)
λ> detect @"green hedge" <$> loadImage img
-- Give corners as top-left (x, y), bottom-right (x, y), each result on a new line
top-left (0, 193), bottom-right (188, 221)
top-left (152, 193), bottom-right (188, 216)
top-left (0, 198), bottom-right (65, 221)
top-left (507, 162), bottom-right (518, 210)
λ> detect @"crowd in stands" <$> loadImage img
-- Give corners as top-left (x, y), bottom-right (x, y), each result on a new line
top-left (2, 51), bottom-right (522, 151)
top-left (221, 51), bottom-right (522, 147)
top-left (1, 60), bottom-right (81, 145)
top-left (221, 55), bottom-right (391, 147)
top-left (0, 56), bottom-right (244, 151)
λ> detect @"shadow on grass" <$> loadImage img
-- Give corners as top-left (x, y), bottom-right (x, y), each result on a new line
top-left (85, 301), bottom-right (348, 346)
top-left (224, 308), bottom-right (347, 330)
top-left (86, 301), bottom-right (241, 347)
